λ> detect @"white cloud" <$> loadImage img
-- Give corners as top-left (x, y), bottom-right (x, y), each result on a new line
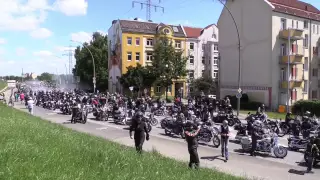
top-left (0, 38), bottom-right (6, 44)
top-left (71, 31), bottom-right (91, 43)
top-left (16, 47), bottom-right (26, 56)
top-left (29, 27), bottom-right (52, 39)
top-left (97, 30), bottom-right (107, 36)
top-left (54, 46), bottom-right (76, 52)
top-left (0, 48), bottom-right (5, 55)
top-left (33, 50), bottom-right (53, 56)
top-left (0, 0), bottom-right (88, 32)
top-left (53, 0), bottom-right (88, 16)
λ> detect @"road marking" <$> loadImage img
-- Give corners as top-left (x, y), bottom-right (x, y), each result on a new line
top-left (46, 112), bottom-right (57, 115)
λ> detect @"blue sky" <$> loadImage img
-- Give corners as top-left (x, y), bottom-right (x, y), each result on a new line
top-left (0, 0), bottom-right (319, 76)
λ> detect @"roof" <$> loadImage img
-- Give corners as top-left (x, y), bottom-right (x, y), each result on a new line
top-left (119, 20), bottom-right (186, 37)
top-left (184, 26), bottom-right (202, 38)
top-left (269, 0), bottom-right (320, 21)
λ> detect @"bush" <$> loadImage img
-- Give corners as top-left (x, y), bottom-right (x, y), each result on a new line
top-left (292, 100), bottom-right (320, 116)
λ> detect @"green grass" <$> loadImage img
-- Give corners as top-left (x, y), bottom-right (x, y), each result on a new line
top-left (0, 103), bottom-right (243, 180)
top-left (0, 80), bottom-right (6, 90)
top-left (240, 110), bottom-right (286, 120)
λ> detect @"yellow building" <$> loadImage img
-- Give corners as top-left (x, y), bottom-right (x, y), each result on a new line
top-left (108, 19), bottom-right (188, 98)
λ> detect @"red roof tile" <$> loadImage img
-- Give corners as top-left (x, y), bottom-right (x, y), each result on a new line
top-left (268, 0), bottom-right (320, 21)
top-left (184, 26), bottom-right (202, 38)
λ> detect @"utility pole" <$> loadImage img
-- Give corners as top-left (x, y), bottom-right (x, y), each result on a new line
top-left (21, 68), bottom-right (24, 83)
top-left (62, 45), bottom-right (75, 84)
top-left (132, 0), bottom-right (164, 21)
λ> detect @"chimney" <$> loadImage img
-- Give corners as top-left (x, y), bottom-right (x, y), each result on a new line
top-left (148, 20), bottom-right (153, 22)
top-left (134, 18), bottom-right (138, 20)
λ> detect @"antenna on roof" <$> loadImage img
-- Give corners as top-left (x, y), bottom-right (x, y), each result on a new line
top-left (132, 0), bottom-right (164, 21)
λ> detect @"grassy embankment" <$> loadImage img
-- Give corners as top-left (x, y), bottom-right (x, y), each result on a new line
top-left (0, 103), bottom-right (243, 180)
top-left (0, 80), bottom-right (7, 91)
top-left (240, 110), bottom-right (286, 120)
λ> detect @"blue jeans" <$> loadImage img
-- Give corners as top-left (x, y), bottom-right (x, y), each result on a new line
top-left (221, 137), bottom-right (229, 158)
top-left (28, 107), bottom-right (33, 115)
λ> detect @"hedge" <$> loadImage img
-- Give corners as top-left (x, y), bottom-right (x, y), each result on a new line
top-left (292, 100), bottom-right (320, 117)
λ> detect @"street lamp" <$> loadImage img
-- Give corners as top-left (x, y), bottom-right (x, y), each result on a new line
top-left (214, 0), bottom-right (241, 116)
top-left (71, 40), bottom-right (96, 93)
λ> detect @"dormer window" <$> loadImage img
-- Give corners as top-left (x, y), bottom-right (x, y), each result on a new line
top-left (164, 29), bottom-right (170, 34)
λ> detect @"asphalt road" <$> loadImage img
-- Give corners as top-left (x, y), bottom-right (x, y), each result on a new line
top-left (4, 93), bottom-right (319, 180)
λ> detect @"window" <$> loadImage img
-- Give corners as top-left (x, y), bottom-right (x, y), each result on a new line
top-left (303, 34), bottom-right (308, 48)
top-left (202, 44), bottom-right (205, 50)
top-left (202, 70), bottom-right (205, 76)
top-left (317, 25), bottom-right (319, 34)
top-left (156, 86), bottom-right (161, 93)
top-left (127, 52), bottom-right (132, 61)
top-left (304, 57), bottom-right (309, 71)
top-left (127, 37), bottom-right (132, 45)
top-left (313, 24), bottom-right (316, 33)
top-left (146, 52), bottom-right (153, 61)
top-left (280, 18), bottom-right (287, 30)
top-left (213, 70), bottom-right (218, 78)
top-left (189, 71), bottom-right (194, 78)
top-left (175, 41), bottom-right (181, 48)
top-left (312, 90), bottom-right (317, 99)
top-left (214, 44), bottom-right (218, 51)
top-left (202, 57), bottom-right (205, 64)
top-left (304, 20), bottom-right (308, 29)
top-left (281, 43), bottom-right (286, 55)
top-left (213, 56), bottom-right (218, 65)
top-left (292, 20), bottom-right (294, 28)
top-left (189, 56), bottom-right (194, 64)
top-left (303, 80), bottom-right (308, 93)
top-left (135, 38), bottom-right (140, 45)
top-left (146, 38), bottom-right (153, 46)
top-left (291, 90), bottom-right (297, 101)
top-left (212, 33), bottom-right (217, 39)
top-left (280, 68), bottom-right (285, 81)
top-left (190, 43), bottom-right (194, 50)
top-left (173, 26), bottom-right (179, 32)
top-left (312, 68), bottom-right (318, 77)
top-left (164, 29), bottom-right (170, 34)
top-left (135, 52), bottom-right (140, 61)
top-left (296, 21), bottom-right (299, 29)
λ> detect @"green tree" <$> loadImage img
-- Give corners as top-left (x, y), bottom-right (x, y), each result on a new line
top-left (119, 63), bottom-right (156, 97)
top-left (189, 77), bottom-right (217, 96)
top-left (37, 72), bottom-right (54, 82)
top-left (73, 32), bottom-right (108, 91)
top-left (150, 36), bottom-right (188, 100)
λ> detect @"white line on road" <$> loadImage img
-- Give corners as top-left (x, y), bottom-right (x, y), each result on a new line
top-left (96, 127), bottom-right (108, 130)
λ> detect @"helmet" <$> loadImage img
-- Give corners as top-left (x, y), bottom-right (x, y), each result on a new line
top-left (223, 120), bottom-right (228, 126)
top-left (305, 111), bottom-right (311, 116)
top-left (286, 112), bottom-right (292, 116)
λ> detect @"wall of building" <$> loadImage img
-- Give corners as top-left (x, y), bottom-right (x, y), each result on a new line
top-left (121, 33), bottom-right (144, 74)
top-left (218, 0), bottom-right (274, 107)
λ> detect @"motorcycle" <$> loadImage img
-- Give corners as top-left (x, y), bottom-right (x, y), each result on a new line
top-left (197, 122), bottom-right (221, 148)
top-left (164, 119), bottom-right (186, 139)
top-left (71, 105), bottom-right (87, 124)
top-left (240, 131), bottom-right (288, 158)
top-left (288, 136), bottom-right (309, 151)
top-left (96, 107), bottom-right (108, 121)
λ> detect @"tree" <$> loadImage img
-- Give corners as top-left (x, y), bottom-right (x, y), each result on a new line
top-left (150, 36), bottom-right (188, 100)
top-left (37, 72), bottom-right (54, 82)
top-left (119, 63), bottom-right (156, 97)
top-left (73, 32), bottom-right (108, 91)
top-left (189, 77), bottom-right (217, 96)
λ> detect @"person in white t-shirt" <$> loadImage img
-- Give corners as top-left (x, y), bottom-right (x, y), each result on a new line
top-left (27, 97), bottom-right (34, 115)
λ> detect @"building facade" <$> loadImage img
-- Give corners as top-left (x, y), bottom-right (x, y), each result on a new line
top-left (184, 25), bottom-right (219, 81)
top-left (107, 19), bottom-right (188, 97)
top-left (218, 0), bottom-right (320, 110)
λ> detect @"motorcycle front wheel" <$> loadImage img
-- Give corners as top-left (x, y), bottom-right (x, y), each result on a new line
top-left (273, 146), bottom-right (288, 158)
top-left (212, 135), bottom-right (220, 148)
top-left (150, 118), bottom-right (158, 126)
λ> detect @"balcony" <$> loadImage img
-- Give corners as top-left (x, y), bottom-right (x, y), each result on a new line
top-left (280, 80), bottom-right (304, 89)
top-left (279, 28), bottom-right (304, 40)
top-left (280, 45), bottom-right (304, 64)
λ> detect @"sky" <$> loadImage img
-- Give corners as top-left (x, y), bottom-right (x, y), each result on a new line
top-left (0, 0), bottom-right (319, 76)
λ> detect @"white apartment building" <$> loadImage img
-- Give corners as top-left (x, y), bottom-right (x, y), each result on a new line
top-left (218, 0), bottom-right (320, 110)
top-left (183, 25), bottom-right (219, 80)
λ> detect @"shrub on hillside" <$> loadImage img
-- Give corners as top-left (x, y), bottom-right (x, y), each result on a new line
top-left (292, 100), bottom-right (320, 116)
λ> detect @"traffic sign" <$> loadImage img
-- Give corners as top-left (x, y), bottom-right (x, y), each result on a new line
top-left (237, 88), bottom-right (242, 93)
top-left (93, 77), bottom-right (96, 84)
top-left (129, 86), bottom-right (134, 91)
top-left (236, 93), bottom-right (242, 99)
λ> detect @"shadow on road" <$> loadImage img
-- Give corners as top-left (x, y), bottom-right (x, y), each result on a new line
top-left (229, 139), bottom-right (240, 144)
top-left (296, 161), bottom-right (320, 169)
top-left (201, 155), bottom-right (226, 162)
top-left (158, 133), bottom-right (180, 139)
top-left (288, 169), bottom-right (306, 175)
top-left (123, 127), bottom-right (130, 130)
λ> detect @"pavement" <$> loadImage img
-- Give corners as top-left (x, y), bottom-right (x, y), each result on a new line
top-left (4, 91), bottom-right (320, 180)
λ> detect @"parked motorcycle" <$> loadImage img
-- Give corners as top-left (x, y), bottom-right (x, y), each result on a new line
top-left (164, 119), bottom-right (186, 139)
top-left (71, 105), bottom-right (87, 124)
top-left (197, 121), bottom-right (220, 148)
top-left (288, 136), bottom-right (309, 151)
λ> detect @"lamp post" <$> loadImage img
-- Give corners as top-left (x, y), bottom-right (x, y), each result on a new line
top-left (215, 0), bottom-right (241, 116)
top-left (71, 40), bottom-right (96, 93)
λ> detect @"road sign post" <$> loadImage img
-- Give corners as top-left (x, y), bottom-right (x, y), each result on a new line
top-left (236, 92), bottom-right (242, 99)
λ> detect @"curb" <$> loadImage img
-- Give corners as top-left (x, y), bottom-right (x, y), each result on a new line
top-left (0, 86), bottom-right (8, 93)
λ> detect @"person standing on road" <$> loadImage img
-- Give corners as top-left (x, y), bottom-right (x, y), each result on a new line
top-left (305, 135), bottom-right (319, 173)
top-left (129, 111), bottom-right (150, 154)
top-left (27, 97), bottom-right (34, 115)
top-left (220, 120), bottom-right (230, 161)
top-left (185, 121), bottom-right (201, 169)
top-left (250, 122), bottom-right (262, 156)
